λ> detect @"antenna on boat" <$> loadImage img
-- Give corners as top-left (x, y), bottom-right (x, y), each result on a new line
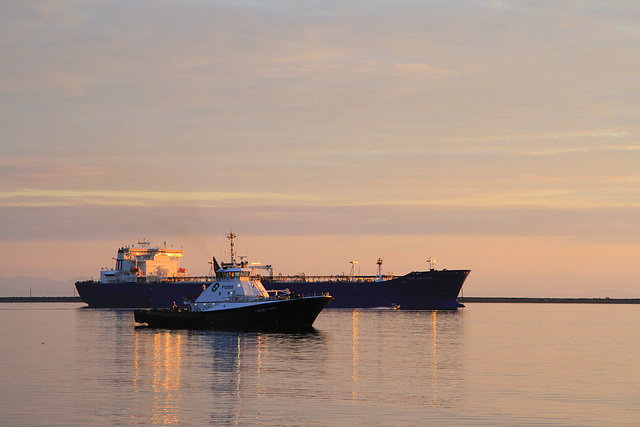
top-left (227, 231), bottom-right (237, 266)
top-left (427, 257), bottom-right (436, 271)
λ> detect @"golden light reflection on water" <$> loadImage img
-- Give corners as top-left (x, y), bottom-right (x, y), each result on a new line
top-left (255, 334), bottom-right (266, 397)
top-left (351, 310), bottom-right (360, 402)
top-left (429, 310), bottom-right (438, 407)
top-left (344, 309), bottom-right (459, 409)
top-left (134, 331), bottom-right (183, 425)
top-left (234, 334), bottom-right (243, 398)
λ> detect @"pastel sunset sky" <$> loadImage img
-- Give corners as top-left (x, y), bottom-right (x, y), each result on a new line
top-left (1, 1), bottom-right (639, 296)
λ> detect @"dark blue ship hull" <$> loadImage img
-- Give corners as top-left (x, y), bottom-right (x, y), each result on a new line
top-left (76, 269), bottom-right (469, 310)
top-left (75, 280), bottom-right (207, 309)
top-left (264, 269), bottom-right (470, 310)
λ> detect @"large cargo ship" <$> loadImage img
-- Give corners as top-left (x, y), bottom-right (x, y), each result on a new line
top-left (76, 234), bottom-right (470, 310)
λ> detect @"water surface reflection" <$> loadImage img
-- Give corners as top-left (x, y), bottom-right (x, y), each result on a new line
top-left (336, 309), bottom-right (465, 415)
top-left (72, 307), bottom-right (464, 425)
top-left (4, 303), bottom-right (638, 426)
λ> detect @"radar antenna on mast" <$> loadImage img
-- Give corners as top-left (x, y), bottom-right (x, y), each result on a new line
top-left (427, 257), bottom-right (436, 271)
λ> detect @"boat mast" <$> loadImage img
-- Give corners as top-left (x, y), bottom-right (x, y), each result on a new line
top-left (227, 231), bottom-right (237, 266)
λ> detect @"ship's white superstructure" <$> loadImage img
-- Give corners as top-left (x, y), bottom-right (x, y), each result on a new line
top-left (100, 239), bottom-right (188, 283)
top-left (186, 267), bottom-right (274, 312)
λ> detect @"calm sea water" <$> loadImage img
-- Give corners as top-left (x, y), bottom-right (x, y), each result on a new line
top-left (1, 302), bottom-right (640, 426)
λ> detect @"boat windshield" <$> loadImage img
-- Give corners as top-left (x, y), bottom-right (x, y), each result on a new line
top-left (219, 270), bottom-right (251, 279)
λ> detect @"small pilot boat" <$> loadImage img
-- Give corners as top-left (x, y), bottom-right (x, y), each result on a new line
top-left (134, 232), bottom-right (333, 331)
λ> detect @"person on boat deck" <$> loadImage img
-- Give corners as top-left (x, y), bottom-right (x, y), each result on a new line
top-left (172, 301), bottom-right (178, 311)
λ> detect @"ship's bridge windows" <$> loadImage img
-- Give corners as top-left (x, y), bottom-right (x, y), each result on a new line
top-left (219, 270), bottom-right (251, 279)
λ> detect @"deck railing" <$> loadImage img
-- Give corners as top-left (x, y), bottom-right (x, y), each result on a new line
top-left (261, 274), bottom-right (396, 283)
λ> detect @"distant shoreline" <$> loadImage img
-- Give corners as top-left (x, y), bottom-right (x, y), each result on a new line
top-left (459, 297), bottom-right (640, 304)
top-left (2, 296), bottom-right (640, 304)
top-left (0, 296), bottom-right (83, 303)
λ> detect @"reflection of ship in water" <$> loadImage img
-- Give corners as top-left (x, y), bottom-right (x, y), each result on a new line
top-left (130, 328), bottom-right (328, 424)
top-left (205, 330), bottom-right (330, 424)
top-left (134, 331), bottom-right (183, 425)
top-left (345, 309), bottom-right (464, 409)
top-left (74, 308), bottom-right (187, 424)
top-left (76, 307), bottom-right (464, 424)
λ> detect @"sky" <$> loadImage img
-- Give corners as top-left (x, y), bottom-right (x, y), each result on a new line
top-left (1, 1), bottom-right (639, 297)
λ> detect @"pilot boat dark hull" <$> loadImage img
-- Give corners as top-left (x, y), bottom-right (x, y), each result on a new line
top-left (134, 295), bottom-right (333, 330)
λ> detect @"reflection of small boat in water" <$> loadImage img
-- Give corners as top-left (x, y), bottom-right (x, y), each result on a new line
top-left (369, 303), bottom-right (401, 310)
top-left (134, 233), bottom-right (333, 331)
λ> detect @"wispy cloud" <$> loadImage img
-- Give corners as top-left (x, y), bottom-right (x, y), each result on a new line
top-left (2, 177), bottom-right (638, 210)
top-left (0, 189), bottom-right (323, 207)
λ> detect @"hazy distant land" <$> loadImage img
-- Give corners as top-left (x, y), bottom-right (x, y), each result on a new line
top-left (0, 276), bottom-right (84, 298)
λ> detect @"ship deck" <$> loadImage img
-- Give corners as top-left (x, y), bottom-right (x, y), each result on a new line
top-left (261, 275), bottom-right (396, 283)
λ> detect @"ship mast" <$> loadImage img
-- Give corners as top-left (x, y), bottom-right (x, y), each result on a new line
top-left (227, 231), bottom-right (237, 266)
top-left (349, 260), bottom-right (359, 278)
top-left (376, 258), bottom-right (383, 280)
